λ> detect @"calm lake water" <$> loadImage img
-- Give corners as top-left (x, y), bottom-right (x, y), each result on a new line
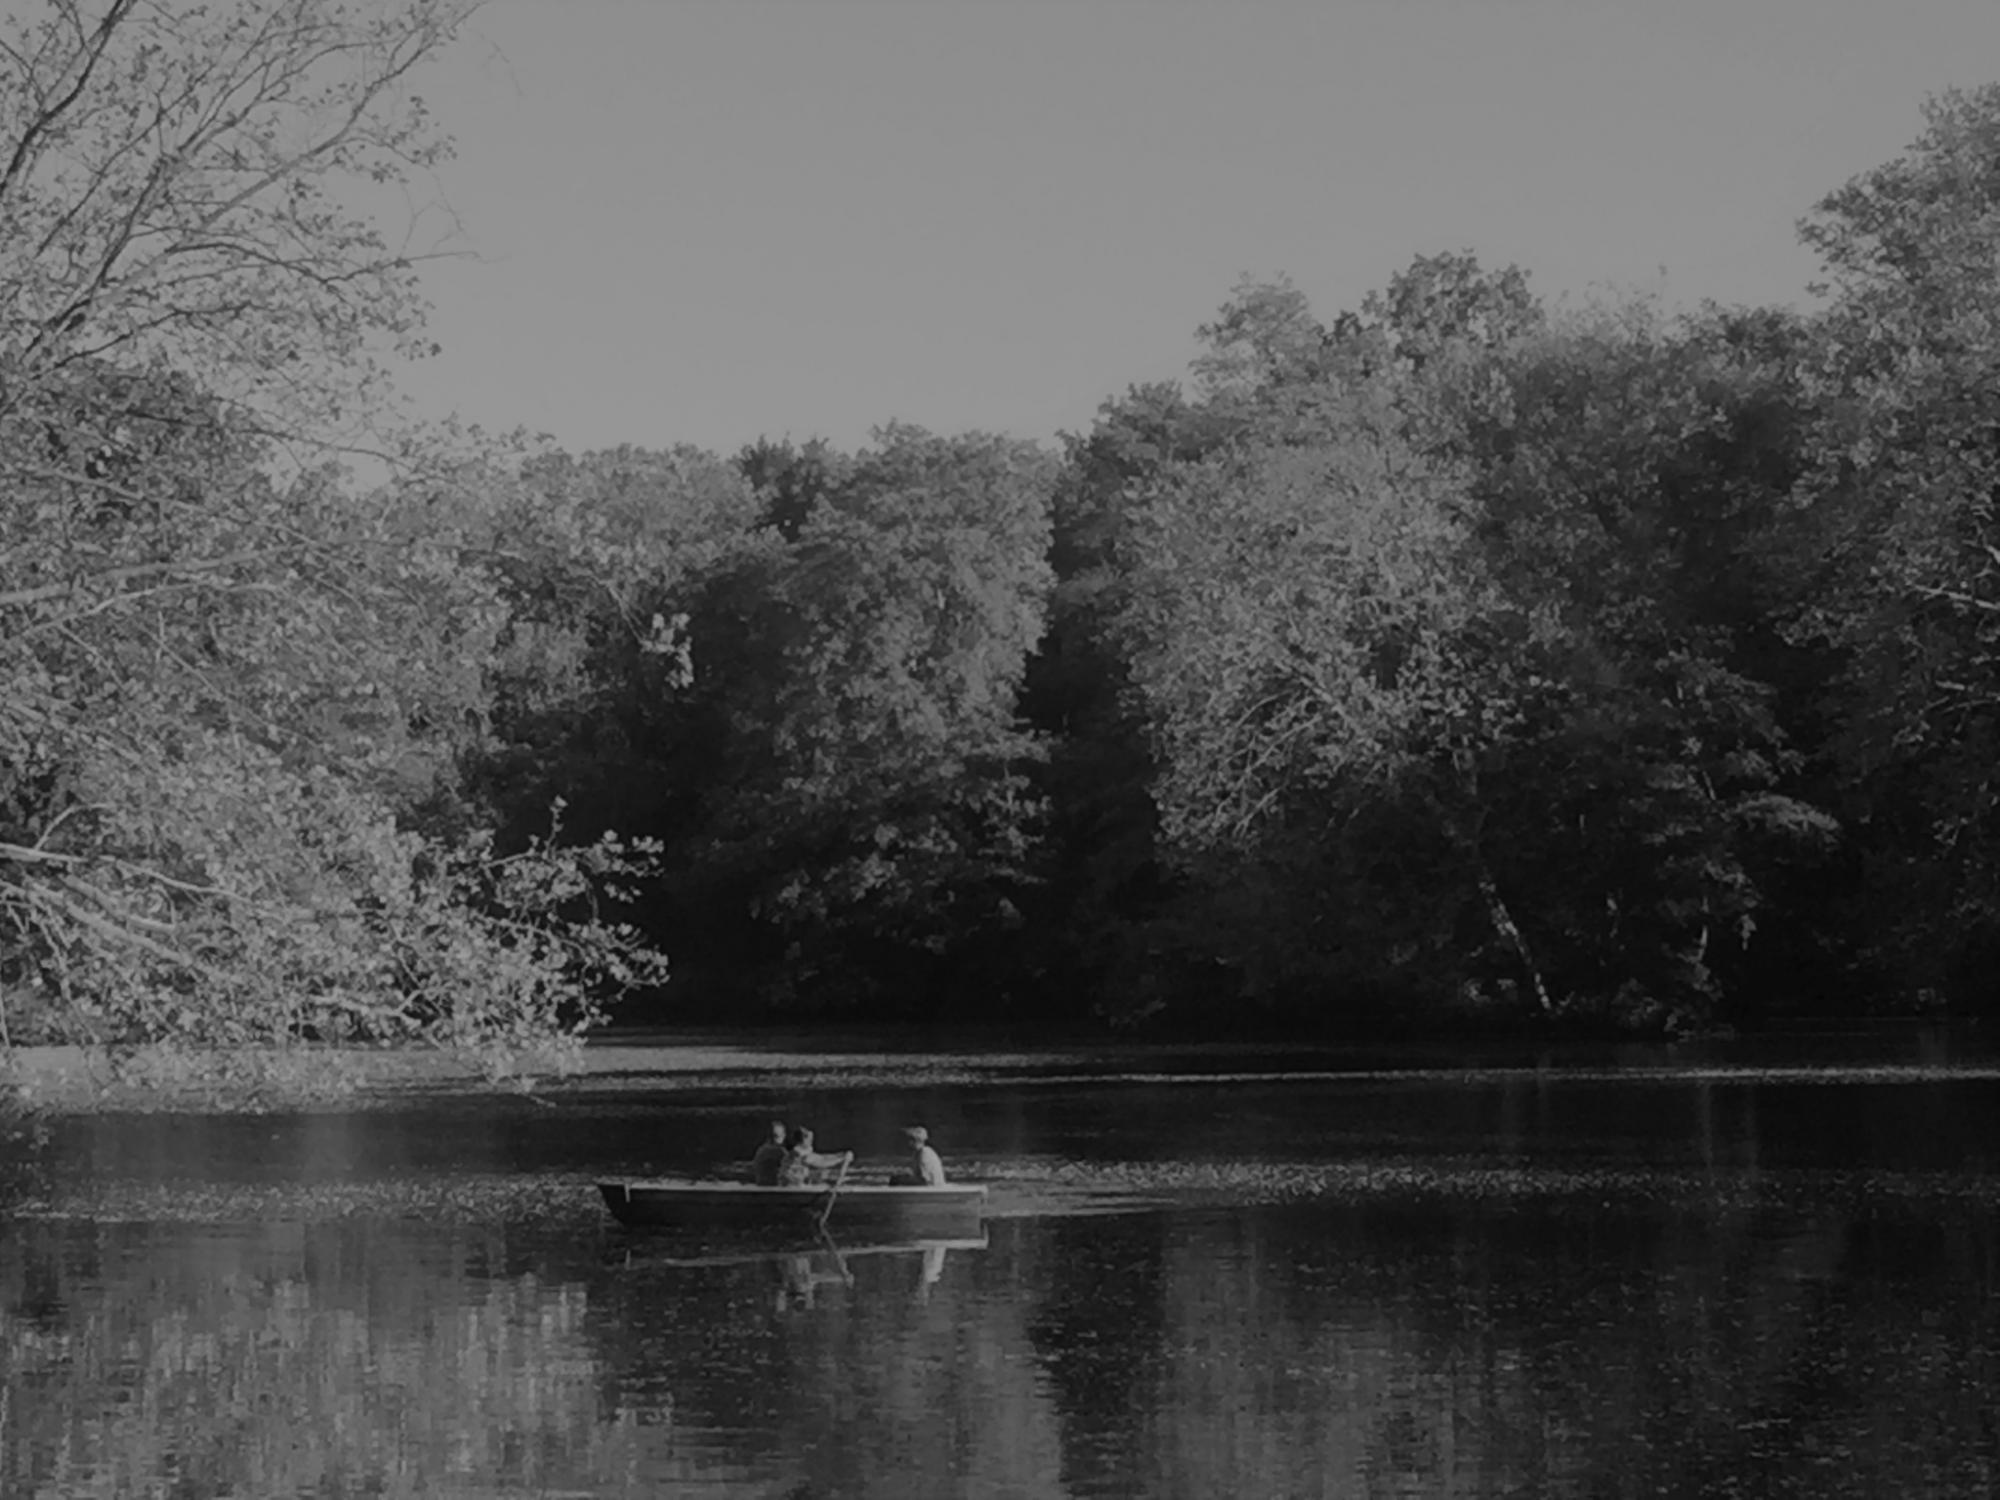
top-left (3, 1040), bottom-right (1999, 1498)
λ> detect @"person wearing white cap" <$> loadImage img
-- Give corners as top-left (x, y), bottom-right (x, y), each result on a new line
top-left (902, 1125), bottom-right (947, 1186)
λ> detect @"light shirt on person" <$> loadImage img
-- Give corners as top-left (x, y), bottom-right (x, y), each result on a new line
top-left (912, 1143), bottom-right (946, 1186)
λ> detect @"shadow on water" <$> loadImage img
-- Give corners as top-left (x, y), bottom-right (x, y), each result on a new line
top-left (2, 1056), bottom-right (1998, 1496)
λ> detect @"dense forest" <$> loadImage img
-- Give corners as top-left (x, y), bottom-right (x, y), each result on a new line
top-left (4, 2), bottom-right (2000, 1053)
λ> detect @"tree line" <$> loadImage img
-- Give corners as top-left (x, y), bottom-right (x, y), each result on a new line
top-left (4, 1), bottom-right (1999, 1050)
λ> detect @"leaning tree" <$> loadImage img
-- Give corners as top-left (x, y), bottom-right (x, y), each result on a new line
top-left (0, 1), bottom-right (668, 1063)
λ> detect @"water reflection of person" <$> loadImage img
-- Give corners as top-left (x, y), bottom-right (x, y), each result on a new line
top-left (776, 1253), bottom-right (818, 1310)
top-left (915, 1242), bottom-right (948, 1304)
top-left (751, 1120), bottom-right (788, 1186)
top-left (778, 1127), bottom-right (853, 1186)
top-left (773, 1241), bottom-right (853, 1311)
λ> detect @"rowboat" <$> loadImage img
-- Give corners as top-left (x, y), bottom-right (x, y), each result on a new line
top-left (597, 1177), bottom-right (989, 1236)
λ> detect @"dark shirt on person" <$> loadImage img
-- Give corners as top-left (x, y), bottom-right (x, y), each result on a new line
top-left (751, 1141), bottom-right (787, 1186)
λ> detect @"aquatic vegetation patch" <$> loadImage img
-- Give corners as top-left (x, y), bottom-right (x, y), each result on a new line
top-left (9, 1171), bottom-right (603, 1227)
top-left (971, 1155), bottom-right (2000, 1214)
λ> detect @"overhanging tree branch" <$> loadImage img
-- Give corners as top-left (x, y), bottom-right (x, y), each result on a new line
top-left (0, 548), bottom-right (288, 610)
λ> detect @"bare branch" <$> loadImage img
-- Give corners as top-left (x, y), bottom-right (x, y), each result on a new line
top-left (1912, 582), bottom-right (2000, 615)
top-left (13, 576), bottom-right (288, 637)
top-left (24, 881), bottom-right (215, 977)
top-left (0, 840), bottom-right (81, 866)
top-left (0, 0), bottom-right (138, 207)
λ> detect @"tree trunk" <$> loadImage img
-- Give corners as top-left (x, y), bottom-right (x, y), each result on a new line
top-left (1446, 752), bottom-right (1554, 1015)
top-left (1476, 860), bottom-right (1554, 1014)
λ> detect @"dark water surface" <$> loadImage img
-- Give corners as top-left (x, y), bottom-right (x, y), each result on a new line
top-left (4, 1052), bottom-right (1999, 1498)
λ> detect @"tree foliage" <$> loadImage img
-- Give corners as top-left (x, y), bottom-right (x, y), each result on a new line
top-left (1080, 265), bottom-right (1840, 1029)
top-left (442, 426), bottom-right (1056, 1016)
top-left (1783, 84), bottom-right (2000, 1002)
top-left (11, 26), bottom-right (2000, 1045)
top-left (0, 2), bottom-right (667, 1060)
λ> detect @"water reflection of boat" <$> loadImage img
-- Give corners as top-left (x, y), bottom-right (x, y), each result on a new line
top-left (597, 1178), bottom-right (989, 1237)
top-left (612, 1228), bottom-right (986, 1310)
top-left (614, 1228), bottom-right (988, 1272)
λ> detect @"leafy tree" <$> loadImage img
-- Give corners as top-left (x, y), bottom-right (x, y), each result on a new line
top-left (1015, 383), bottom-right (1250, 1018)
top-left (1789, 85), bottom-right (2000, 1008)
top-left (1095, 268), bottom-right (1834, 1029)
top-left (1356, 251), bottom-right (1542, 376)
top-left (736, 435), bottom-right (846, 542)
top-left (683, 426), bottom-right (1056, 1011)
top-left (0, 0), bottom-right (461, 445)
top-left (0, 2), bottom-right (667, 1060)
top-left (1115, 384), bottom-right (1523, 1014)
top-left (449, 428), bottom-right (1058, 1018)
top-left (467, 441), bottom-right (756, 833)
top-left (1191, 274), bottom-right (1330, 403)
top-left (1474, 304), bottom-right (1846, 1018)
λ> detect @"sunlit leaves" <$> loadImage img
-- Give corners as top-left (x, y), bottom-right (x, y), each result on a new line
top-left (1093, 263), bottom-right (1832, 1026)
top-left (700, 427), bottom-right (1056, 984)
top-left (1786, 84), bottom-right (2000, 995)
top-left (0, 0), bottom-right (472, 443)
top-left (0, 5), bottom-right (669, 1060)
top-left (1119, 394), bottom-right (1496, 853)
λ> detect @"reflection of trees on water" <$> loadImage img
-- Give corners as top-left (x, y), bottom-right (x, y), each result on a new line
top-left (587, 1230), bottom-right (1065, 1497)
top-left (0, 1216), bottom-right (1065, 1497)
top-left (1, 1197), bottom-right (1995, 1495)
top-left (1023, 1201), bottom-right (2000, 1496)
top-left (0, 1221), bottom-right (617, 1498)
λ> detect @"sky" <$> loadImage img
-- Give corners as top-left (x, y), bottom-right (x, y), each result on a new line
top-left (388, 0), bottom-right (2000, 458)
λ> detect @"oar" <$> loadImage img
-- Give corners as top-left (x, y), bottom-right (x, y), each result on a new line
top-left (815, 1223), bottom-right (855, 1285)
top-left (816, 1154), bottom-right (851, 1232)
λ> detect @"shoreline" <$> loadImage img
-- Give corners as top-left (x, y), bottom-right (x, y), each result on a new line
top-left (2, 1020), bottom-right (1992, 1116)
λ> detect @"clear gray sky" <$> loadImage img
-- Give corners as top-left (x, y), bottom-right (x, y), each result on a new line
top-left (392, 0), bottom-right (2000, 456)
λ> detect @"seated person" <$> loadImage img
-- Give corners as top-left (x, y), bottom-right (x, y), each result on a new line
top-left (750, 1120), bottom-right (788, 1186)
top-left (778, 1126), bottom-right (853, 1186)
top-left (900, 1125), bottom-right (947, 1186)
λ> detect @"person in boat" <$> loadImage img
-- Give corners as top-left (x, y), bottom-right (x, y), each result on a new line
top-left (900, 1125), bottom-right (947, 1186)
top-left (750, 1120), bottom-right (788, 1186)
top-left (777, 1126), bottom-right (853, 1186)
